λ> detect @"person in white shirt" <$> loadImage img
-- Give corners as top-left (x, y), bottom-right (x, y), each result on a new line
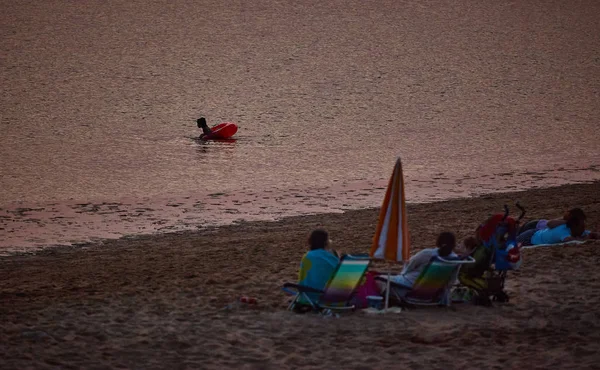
top-left (376, 232), bottom-right (459, 305)
top-left (390, 231), bottom-right (459, 288)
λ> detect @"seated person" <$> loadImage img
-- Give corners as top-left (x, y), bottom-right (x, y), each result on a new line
top-left (516, 208), bottom-right (599, 246)
top-left (456, 236), bottom-right (478, 258)
top-left (376, 232), bottom-right (459, 304)
top-left (296, 229), bottom-right (340, 306)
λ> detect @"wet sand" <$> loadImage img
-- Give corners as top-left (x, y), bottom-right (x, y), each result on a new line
top-left (2, 182), bottom-right (600, 369)
top-left (3, 165), bottom-right (600, 255)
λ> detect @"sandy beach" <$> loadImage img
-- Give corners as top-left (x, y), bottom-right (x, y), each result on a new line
top-left (2, 182), bottom-right (600, 369)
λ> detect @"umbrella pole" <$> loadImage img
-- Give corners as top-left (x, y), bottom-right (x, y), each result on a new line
top-left (385, 271), bottom-right (391, 310)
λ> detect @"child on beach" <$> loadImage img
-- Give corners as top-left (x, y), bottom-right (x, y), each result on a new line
top-left (516, 208), bottom-right (599, 246)
top-left (456, 236), bottom-right (478, 257)
top-left (296, 229), bottom-right (340, 306)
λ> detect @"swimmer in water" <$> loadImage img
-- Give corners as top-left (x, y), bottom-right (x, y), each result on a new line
top-left (197, 117), bottom-right (212, 139)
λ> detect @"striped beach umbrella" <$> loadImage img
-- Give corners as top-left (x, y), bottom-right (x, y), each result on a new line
top-left (370, 157), bottom-right (411, 262)
top-left (369, 157), bottom-right (411, 310)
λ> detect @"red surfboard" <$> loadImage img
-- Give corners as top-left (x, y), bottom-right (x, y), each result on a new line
top-left (202, 122), bottom-right (238, 140)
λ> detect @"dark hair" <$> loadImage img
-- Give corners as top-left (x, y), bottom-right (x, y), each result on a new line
top-left (565, 208), bottom-right (586, 229)
top-left (436, 232), bottom-right (456, 257)
top-left (308, 229), bottom-right (329, 250)
top-left (197, 117), bottom-right (207, 128)
top-left (463, 236), bottom-right (478, 250)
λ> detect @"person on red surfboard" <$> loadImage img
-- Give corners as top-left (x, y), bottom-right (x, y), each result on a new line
top-left (196, 116), bottom-right (238, 140)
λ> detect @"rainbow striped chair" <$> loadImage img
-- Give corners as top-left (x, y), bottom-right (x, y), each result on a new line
top-left (282, 254), bottom-right (371, 314)
top-left (378, 256), bottom-right (474, 307)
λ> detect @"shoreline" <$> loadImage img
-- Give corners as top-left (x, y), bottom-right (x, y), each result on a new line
top-left (2, 179), bottom-right (599, 256)
top-left (2, 182), bottom-right (600, 368)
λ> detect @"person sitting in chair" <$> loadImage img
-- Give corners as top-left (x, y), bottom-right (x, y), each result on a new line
top-left (390, 232), bottom-right (458, 288)
top-left (376, 232), bottom-right (459, 305)
top-left (296, 229), bottom-right (340, 307)
top-left (456, 236), bottom-right (478, 258)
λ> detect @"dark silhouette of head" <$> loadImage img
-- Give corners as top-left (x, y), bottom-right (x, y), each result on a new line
top-left (308, 229), bottom-right (329, 250)
top-left (565, 208), bottom-right (587, 237)
top-left (197, 117), bottom-right (208, 128)
top-left (436, 231), bottom-right (456, 257)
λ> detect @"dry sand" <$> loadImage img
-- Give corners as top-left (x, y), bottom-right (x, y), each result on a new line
top-left (2, 182), bottom-right (600, 369)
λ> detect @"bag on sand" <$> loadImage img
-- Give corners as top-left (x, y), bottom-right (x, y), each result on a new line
top-left (351, 271), bottom-right (382, 309)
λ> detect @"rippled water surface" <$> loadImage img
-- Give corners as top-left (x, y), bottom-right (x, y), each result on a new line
top-left (2, 0), bottom-right (600, 252)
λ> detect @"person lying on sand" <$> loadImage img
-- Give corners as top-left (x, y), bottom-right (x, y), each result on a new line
top-left (295, 229), bottom-right (340, 307)
top-left (516, 208), bottom-right (599, 246)
top-left (197, 117), bottom-right (212, 139)
top-left (517, 209), bottom-right (575, 235)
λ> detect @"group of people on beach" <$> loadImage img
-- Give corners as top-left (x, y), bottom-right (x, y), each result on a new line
top-left (294, 207), bottom-right (598, 310)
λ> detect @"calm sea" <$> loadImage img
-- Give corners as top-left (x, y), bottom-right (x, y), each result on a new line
top-left (2, 0), bottom-right (600, 253)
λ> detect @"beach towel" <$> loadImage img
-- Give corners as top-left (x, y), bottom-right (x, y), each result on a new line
top-left (521, 240), bottom-right (585, 249)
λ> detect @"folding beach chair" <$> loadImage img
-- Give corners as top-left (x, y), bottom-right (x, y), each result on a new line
top-left (376, 256), bottom-right (474, 307)
top-left (282, 254), bottom-right (371, 314)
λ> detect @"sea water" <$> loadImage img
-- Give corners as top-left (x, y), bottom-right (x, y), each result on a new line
top-left (2, 0), bottom-right (600, 252)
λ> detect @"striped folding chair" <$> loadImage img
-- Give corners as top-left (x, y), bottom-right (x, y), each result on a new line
top-left (282, 254), bottom-right (371, 314)
top-left (376, 256), bottom-right (474, 307)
